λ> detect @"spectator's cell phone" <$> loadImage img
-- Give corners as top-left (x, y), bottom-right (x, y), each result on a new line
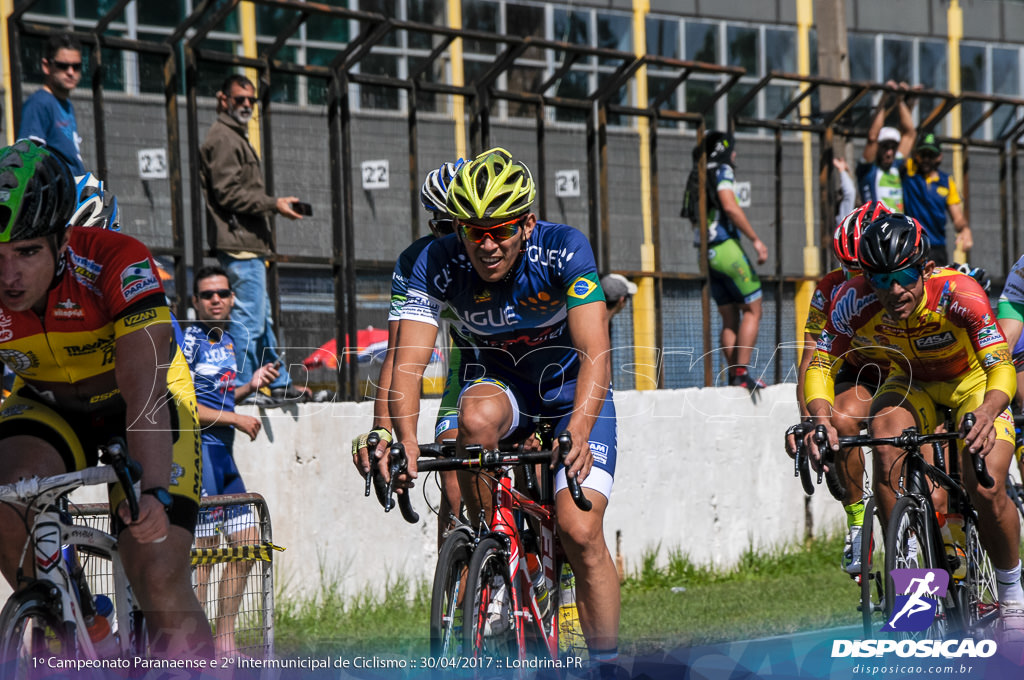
top-left (291, 201), bottom-right (313, 216)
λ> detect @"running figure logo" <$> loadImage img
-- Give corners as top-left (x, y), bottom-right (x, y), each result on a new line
top-left (882, 569), bottom-right (949, 632)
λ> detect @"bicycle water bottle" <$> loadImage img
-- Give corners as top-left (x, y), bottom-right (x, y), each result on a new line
top-left (526, 553), bottom-right (551, 619)
top-left (938, 512), bottom-right (967, 580)
top-left (85, 595), bottom-right (119, 659)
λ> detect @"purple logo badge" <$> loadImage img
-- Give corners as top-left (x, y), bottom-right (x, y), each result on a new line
top-left (882, 569), bottom-right (949, 632)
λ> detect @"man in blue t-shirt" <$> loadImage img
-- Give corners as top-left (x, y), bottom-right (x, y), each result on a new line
top-left (182, 265), bottom-right (278, 656)
top-left (19, 33), bottom-right (86, 174)
top-left (855, 80), bottom-right (915, 213)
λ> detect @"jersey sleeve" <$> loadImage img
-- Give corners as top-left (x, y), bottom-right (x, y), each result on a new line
top-left (804, 282), bottom-right (862, 406)
top-left (715, 165), bottom-right (735, 194)
top-left (388, 236), bottom-right (434, 322)
top-left (97, 233), bottom-right (170, 339)
top-left (18, 94), bottom-right (50, 144)
top-left (399, 240), bottom-right (448, 327)
top-left (556, 226), bottom-right (605, 310)
top-left (804, 274), bottom-right (836, 338)
top-left (949, 277), bottom-right (1016, 401)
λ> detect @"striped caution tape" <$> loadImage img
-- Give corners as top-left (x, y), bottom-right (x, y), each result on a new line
top-left (190, 541), bottom-right (285, 565)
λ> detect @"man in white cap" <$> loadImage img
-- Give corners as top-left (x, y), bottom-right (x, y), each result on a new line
top-left (856, 80), bottom-right (916, 212)
top-left (600, 273), bottom-right (637, 323)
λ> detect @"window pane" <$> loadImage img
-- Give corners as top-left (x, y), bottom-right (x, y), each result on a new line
top-left (646, 18), bottom-right (678, 59)
top-left (507, 66), bottom-right (544, 118)
top-left (554, 9), bottom-right (589, 46)
top-left (307, 47), bottom-right (335, 105)
top-left (138, 31), bottom-right (173, 95)
top-left (881, 38), bottom-right (911, 83)
top-left (597, 70), bottom-right (627, 125)
top-left (685, 21), bottom-right (717, 63)
top-left (507, 3), bottom-right (545, 60)
top-left (960, 45), bottom-right (986, 136)
top-left (409, 55), bottom-right (443, 112)
top-left (462, 0), bottom-right (498, 55)
top-left (307, 0), bottom-right (351, 43)
top-left (765, 84), bottom-right (797, 121)
top-left (685, 78), bottom-right (719, 130)
top-left (74, 0), bottom-right (125, 21)
top-left (648, 75), bottom-right (679, 129)
top-left (197, 41), bottom-right (238, 97)
top-left (918, 40), bottom-right (946, 89)
top-left (765, 28), bottom-right (795, 73)
top-left (258, 44), bottom-right (297, 103)
top-left (359, 52), bottom-right (399, 109)
top-left (138, 2), bottom-right (184, 26)
top-left (358, 0), bottom-right (397, 47)
top-left (597, 13), bottom-right (630, 67)
top-left (408, 0), bottom-right (445, 50)
top-left (256, 7), bottom-right (297, 38)
top-left (993, 48), bottom-right (1019, 95)
top-left (726, 26), bottom-right (758, 73)
top-left (22, 0), bottom-right (65, 14)
top-left (849, 34), bottom-right (874, 82)
top-left (554, 70), bottom-right (589, 123)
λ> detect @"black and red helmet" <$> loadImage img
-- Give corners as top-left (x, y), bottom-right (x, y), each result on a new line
top-left (858, 213), bottom-right (930, 273)
top-left (833, 201), bottom-right (890, 271)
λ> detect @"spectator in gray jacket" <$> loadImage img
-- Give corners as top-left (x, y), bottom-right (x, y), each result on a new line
top-left (199, 74), bottom-right (307, 404)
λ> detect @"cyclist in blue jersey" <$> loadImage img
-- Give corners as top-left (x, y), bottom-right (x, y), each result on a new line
top-left (351, 160), bottom-right (467, 543)
top-left (388, 148), bottom-right (620, 672)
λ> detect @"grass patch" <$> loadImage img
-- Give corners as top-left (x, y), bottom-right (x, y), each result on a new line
top-left (274, 533), bottom-right (861, 657)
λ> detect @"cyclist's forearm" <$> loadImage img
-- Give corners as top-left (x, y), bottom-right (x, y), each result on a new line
top-left (977, 389), bottom-right (1011, 422)
top-left (116, 326), bottom-right (174, 490)
top-left (806, 398), bottom-right (833, 423)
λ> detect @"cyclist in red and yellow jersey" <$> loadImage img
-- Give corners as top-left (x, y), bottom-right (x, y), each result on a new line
top-left (0, 141), bottom-right (212, 658)
top-left (805, 213), bottom-right (1024, 641)
top-left (787, 201), bottom-right (890, 574)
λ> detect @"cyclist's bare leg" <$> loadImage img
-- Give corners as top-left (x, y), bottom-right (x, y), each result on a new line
top-left (556, 489), bottom-right (618, 652)
top-left (0, 435), bottom-right (67, 585)
top-left (455, 383), bottom-right (515, 527)
top-left (963, 439), bottom-right (1021, 569)
top-left (832, 382), bottom-right (871, 504)
top-left (733, 298), bottom-right (763, 369)
top-left (436, 427), bottom-right (462, 548)
top-left (868, 396), bottom-right (920, 522)
top-left (194, 534), bottom-right (219, 607)
top-left (718, 303), bottom-right (739, 368)
top-left (120, 526), bottom-right (215, 658)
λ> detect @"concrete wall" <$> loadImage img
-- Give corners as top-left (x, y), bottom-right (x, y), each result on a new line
top-left (200, 384), bottom-right (845, 601)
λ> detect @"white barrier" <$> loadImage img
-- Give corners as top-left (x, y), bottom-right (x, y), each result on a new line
top-left (227, 384), bottom-right (845, 600)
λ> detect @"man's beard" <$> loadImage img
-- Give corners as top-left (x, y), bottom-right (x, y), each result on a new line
top-left (230, 107), bottom-right (253, 125)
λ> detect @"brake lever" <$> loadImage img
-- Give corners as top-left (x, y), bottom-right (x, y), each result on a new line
top-left (558, 433), bottom-right (592, 512)
top-left (364, 431), bottom-right (379, 498)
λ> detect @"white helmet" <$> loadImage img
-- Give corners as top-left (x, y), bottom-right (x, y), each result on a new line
top-left (70, 173), bottom-right (120, 230)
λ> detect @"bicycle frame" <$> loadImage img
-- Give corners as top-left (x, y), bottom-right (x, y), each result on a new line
top-left (0, 466), bottom-right (143, 659)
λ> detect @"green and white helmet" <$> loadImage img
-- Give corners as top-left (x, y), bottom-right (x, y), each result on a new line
top-left (0, 139), bottom-right (76, 243)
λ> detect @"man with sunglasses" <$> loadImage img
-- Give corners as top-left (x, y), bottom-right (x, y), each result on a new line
top-left (182, 265), bottom-right (278, 655)
top-left (200, 74), bottom-right (307, 405)
top-left (786, 201), bottom-right (891, 575)
top-left (389, 147), bottom-right (621, 674)
top-left (19, 33), bottom-right (86, 174)
top-left (804, 213), bottom-right (1024, 646)
top-left (900, 132), bottom-right (973, 265)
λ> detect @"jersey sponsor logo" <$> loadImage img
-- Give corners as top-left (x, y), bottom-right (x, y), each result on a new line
top-left (474, 289), bottom-right (493, 304)
top-left (830, 287), bottom-right (875, 337)
top-left (949, 300), bottom-right (973, 319)
top-left (89, 388), bottom-right (120, 404)
top-left (983, 347), bottom-right (1011, 368)
top-left (567, 276), bottom-right (597, 300)
top-left (810, 289), bottom-right (827, 311)
top-left (170, 462), bottom-right (185, 488)
top-left (402, 290), bottom-right (442, 321)
top-left (120, 259), bottom-right (161, 302)
top-left (913, 331), bottom-right (955, 351)
top-left (875, 321), bottom-right (941, 339)
top-left (589, 440), bottom-right (609, 465)
top-left (123, 309), bottom-right (159, 327)
top-left (467, 305), bottom-right (518, 329)
top-left (817, 329), bottom-right (836, 353)
top-left (52, 298), bottom-right (84, 320)
top-left (0, 349), bottom-right (37, 372)
top-left (526, 244), bottom-right (571, 269)
top-left (432, 265), bottom-right (453, 293)
top-left (976, 325), bottom-right (1003, 349)
top-left (69, 250), bottom-right (103, 287)
top-left (65, 336), bottom-right (115, 365)
top-left (0, 309), bottom-right (12, 342)
top-left (483, 323), bottom-right (566, 351)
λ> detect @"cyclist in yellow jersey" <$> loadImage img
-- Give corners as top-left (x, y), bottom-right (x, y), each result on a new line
top-left (0, 141), bottom-right (212, 658)
top-left (804, 213), bottom-right (1024, 644)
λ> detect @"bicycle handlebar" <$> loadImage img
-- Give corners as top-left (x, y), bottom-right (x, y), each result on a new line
top-left (99, 438), bottom-right (143, 522)
top-left (371, 432), bottom-right (592, 523)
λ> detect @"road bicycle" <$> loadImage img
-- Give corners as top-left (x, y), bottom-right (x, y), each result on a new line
top-left (371, 431), bottom-right (591, 664)
top-left (811, 414), bottom-right (999, 640)
top-left (0, 438), bottom-right (146, 676)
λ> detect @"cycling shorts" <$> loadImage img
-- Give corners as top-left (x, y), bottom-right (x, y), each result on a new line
top-left (707, 237), bottom-right (762, 306)
top-left (458, 376), bottom-right (617, 501)
top-left (196, 436), bottom-right (254, 538)
top-left (874, 371), bottom-right (1015, 446)
top-left (835, 361), bottom-right (886, 394)
top-left (0, 387), bottom-right (202, 533)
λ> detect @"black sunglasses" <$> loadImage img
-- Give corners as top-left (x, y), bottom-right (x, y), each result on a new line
top-left (232, 95), bottom-right (256, 106)
top-left (49, 60), bottom-right (82, 73)
top-left (198, 288), bottom-right (232, 300)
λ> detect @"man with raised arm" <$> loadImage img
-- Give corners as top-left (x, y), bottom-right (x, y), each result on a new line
top-left (388, 148), bottom-right (621, 674)
top-left (0, 140), bottom-right (212, 657)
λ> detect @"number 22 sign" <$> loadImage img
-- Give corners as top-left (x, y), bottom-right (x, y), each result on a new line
top-left (361, 160), bottom-right (390, 190)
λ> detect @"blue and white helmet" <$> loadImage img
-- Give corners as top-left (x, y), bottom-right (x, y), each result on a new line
top-left (420, 159), bottom-right (465, 214)
top-left (70, 173), bottom-right (120, 231)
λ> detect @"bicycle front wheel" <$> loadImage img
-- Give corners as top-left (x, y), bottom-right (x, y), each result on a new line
top-left (463, 537), bottom-right (524, 661)
top-left (430, 528), bottom-right (473, 658)
top-left (0, 585), bottom-right (74, 679)
top-left (962, 517), bottom-right (999, 635)
top-left (884, 496), bottom-right (948, 640)
top-left (859, 498), bottom-right (886, 638)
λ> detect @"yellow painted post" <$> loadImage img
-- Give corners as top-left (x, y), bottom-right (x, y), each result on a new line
top-left (447, 0), bottom-right (466, 160)
top-left (1, 0), bottom-right (14, 145)
top-left (948, 0), bottom-right (965, 263)
top-left (794, 0), bottom-right (818, 358)
top-left (239, 2), bottom-right (261, 155)
top-left (631, 0), bottom-right (657, 390)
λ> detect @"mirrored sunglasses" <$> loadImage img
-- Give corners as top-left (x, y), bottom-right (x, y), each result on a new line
top-left (866, 268), bottom-right (921, 290)
top-left (458, 216), bottom-right (524, 244)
